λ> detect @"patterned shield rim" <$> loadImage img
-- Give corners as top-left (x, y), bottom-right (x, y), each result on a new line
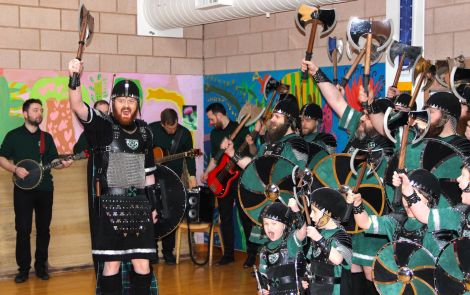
top-left (372, 240), bottom-right (436, 295)
top-left (435, 237), bottom-right (470, 295)
top-left (312, 153), bottom-right (386, 234)
top-left (238, 155), bottom-right (296, 225)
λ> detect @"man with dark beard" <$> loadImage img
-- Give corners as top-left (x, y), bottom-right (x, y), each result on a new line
top-left (68, 59), bottom-right (158, 295)
top-left (201, 102), bottom-right (258, 267)
top-left (222, 99), bottom-right (309, 171)
top-left (0, 98), bottom-right (73, 283)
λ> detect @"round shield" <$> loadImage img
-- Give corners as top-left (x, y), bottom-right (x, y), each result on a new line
top-left (312, 153), bottom-right (385, 234)
top-left (238, 155), bottom-right (296, 225)
top-left (372, 240), bottom-right (436, 295)
top-left (435, 237), bottom-right (470, 295)
top-left (153, 164), bottom-right (187, 239)
top-left (421, 138), bottom-right (466, 206)
top-left (307, 141), bottom-right (330, 170)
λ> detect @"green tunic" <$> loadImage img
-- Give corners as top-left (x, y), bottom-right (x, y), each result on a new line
top-left (0, 125), bottom-right (58, 191)
top-left (306, 228), bottom-right (352, 295)
top-left (367, 215), bottom-right (441, 257)
top-left (257, 133), bottom-right (308, 169)
top-left (428, 206), bottom-right (470, 238)
top-left (148, 122), bottom-right (196, 177)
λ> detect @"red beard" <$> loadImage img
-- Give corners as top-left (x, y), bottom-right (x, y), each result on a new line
top-left (113, 106), bottom-right (137, 127)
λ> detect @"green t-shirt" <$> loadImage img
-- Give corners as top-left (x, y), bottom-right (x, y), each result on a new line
top-left (148, 122), bottom-right (196, 177)
top-left (0, 125), bottom-right (58, 191)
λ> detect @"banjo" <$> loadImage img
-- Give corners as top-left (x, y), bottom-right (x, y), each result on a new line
top-left (13, 150), bottom-right (89, 190)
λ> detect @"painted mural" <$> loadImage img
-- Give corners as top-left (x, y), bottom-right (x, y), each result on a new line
top-left (203, 63), bottom-right (385, 251)
top-left (0, 68), bottom-right (204, 178)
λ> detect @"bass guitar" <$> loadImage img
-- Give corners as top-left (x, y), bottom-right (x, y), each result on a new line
top-left (153, 147), bottom-right (202, 164)
top-left (13, 150), bottom-right (89, 190)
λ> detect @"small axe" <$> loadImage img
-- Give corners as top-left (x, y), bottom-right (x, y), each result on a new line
top-left (327, 37), bottom-right (344, 85)
top-left (347, 17), bottom-right (393, 97)
top-left (296, 4), bottom-right (336, 80)
top-left (70, 5), bottom-right (94, 89)
top-left (387, 41), bottom-right (423, 98)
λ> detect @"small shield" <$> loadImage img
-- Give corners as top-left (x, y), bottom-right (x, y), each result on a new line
top-left (435, 237), bottom-right (470, 295)
top-left (373, 240), bottom-right (436, 295)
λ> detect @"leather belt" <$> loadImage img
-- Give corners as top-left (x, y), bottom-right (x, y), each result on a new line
top-left (312, 274), bottom-right (341, 285)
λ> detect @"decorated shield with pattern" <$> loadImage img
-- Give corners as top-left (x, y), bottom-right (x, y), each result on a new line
top-left (372, 240), bottom-right (436, 295)
top-left (421, 138), bottom-right (467, 207)
top-left (238, 155), bottom-right (296, 225)
top-left (435, 237), bottom-right (470, 295)
top-left (312, 153), bottom-right (385, 234)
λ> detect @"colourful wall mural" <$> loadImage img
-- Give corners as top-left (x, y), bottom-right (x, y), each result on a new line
top-left (203, 63), bottom-right (385, 250)
top-left (0, 68), bottom-right (204, 179)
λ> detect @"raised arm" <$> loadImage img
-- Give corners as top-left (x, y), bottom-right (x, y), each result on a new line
top-left (301, 59), bottom-right (348, 118)
top-left (68, 59), bottom-right (89, 121)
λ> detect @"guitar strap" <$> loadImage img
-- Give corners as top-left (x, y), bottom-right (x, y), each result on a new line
top-left (39, 130), bottom-right (45, 164)
top-left (169, 127), bottom-right (183, 155)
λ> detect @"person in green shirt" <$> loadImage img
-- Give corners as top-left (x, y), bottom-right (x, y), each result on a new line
top-left (148, 108), bottom-right (197, 265)
top-left (201, 102), bottom-right (257, 267)
top-left (0, 98), bottom-right (72, 283)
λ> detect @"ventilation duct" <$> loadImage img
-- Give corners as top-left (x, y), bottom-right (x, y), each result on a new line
top-left (137, 0), bottom-right (355, 37)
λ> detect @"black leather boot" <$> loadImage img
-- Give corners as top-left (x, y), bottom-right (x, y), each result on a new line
top-left (131, 271), bottom-right (152, 295)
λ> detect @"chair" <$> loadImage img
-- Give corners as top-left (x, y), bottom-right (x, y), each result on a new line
top-left (175, 221), bottom-right (223, 266)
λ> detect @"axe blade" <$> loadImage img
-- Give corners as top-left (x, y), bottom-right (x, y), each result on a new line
top-left (434, 59), bottom-right (451, 88)
top-left (263, 75), bottom-right (278, 100)
top-left (318, 9), bottom-right (337, 37)
top-left (450, 65), bottom-right (470, 103)
top-left (347, 18), bottom-right (393, 52)
top-left (412, 58), bottom-right (434, 87)
top-left (410, 109), bottom-right (431, 144)
top-left (387, 41), bottom-right (423, 70)
top-left (295, 4), bottom-right (319, 35)
top-left (383, 107), bottom-right (398, 143)
top-left (85, 14), bottom-right (95, 46)
top-left (327, 37), bottom-right (344, 63)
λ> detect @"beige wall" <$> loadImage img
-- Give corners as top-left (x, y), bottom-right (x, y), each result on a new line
top-left (203, 0), bottom-right (387, 74)
top-left (0, 0), bottom-right (203, 75)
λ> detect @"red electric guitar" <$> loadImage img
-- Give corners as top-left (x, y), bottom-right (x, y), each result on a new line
top-left (207, 89), bottom-right (278, 199)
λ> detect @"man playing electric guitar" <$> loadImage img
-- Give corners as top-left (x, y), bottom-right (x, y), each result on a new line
top-left (201, 102), bottom-right (258, 267)
top-left (149, 108), bottom-right (197, 265)
top-left (0, 98), bottom-right (73, 283)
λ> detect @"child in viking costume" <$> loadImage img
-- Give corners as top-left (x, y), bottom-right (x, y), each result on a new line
top-left (304, 187), bottom-right (352, 295)
top-left (257, 199), bottom-right (307, 295)
top-left (352, 169), bottom-right (449, 257)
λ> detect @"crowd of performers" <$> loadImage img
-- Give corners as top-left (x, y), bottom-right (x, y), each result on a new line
top-left (220, 57), bottom-right (470, 295)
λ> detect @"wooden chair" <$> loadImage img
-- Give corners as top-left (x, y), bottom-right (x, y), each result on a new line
top-left (175, 221), bottom-right (223, 266)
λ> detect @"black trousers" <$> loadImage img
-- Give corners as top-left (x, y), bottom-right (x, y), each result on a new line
top-left (217, 181), bottom-right (258, 257)
top-left (157, 230), bottom-right (176, 255)
top-left (13, 187), bottom-right (53, 272)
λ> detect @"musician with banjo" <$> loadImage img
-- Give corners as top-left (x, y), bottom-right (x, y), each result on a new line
top-left (0, 98), bottom-right (73, 283)
top-left (149, 108), bottom-right (198, 265)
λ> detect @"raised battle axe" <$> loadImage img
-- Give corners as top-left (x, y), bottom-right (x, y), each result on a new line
top-left (347, 18), bottom-right (393, 96)
top-left (327, 37), bottom-right (344, 85)
top-left (450, 57), bottom-right (470, 104)
top-left (296, 4), bottom-right (336, 80)
top-left (387, 41), bottom-right (423, 98)
top-left (69, 5), bottom-right (94, 90)
top-left (384, 58), bottom-right (434, 207)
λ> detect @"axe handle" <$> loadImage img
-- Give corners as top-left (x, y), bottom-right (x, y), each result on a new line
top-left (343, 162), bottom-right (367, 222)
top-left (409, 69), bottom-right (427, 108)
top-left (301, 195), bottom-right (311, 226)
top-left (392, 52), bottom-right (407, 88)
top-left (341, 48), bottom-right (366, 87)
top-left (303, 19), bottom-right (319, 80)
top-left (363, 33), bottom-right (373, 96)
top-left (70, 14), bottom-right (90, 90)
top-left (393, 123), bottom-right (411, 207)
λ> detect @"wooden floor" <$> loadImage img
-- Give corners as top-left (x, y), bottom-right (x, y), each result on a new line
top-left (0, 252), bottom-right (257, 295)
